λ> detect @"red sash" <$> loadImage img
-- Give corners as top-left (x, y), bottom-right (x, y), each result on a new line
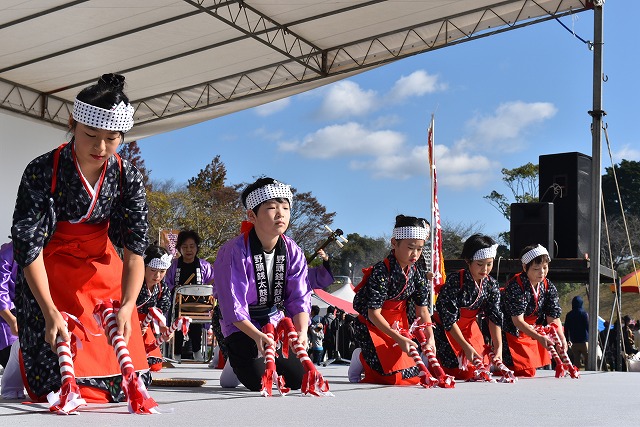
top-left (505, 314), bottom-right (550, 372)
top-left (436, 308), bottom-right (485, 360)
top-left (43, 221), bottom-right (148, 378)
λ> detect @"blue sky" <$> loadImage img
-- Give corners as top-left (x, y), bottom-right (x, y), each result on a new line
top-left (138, 2), bottom-right (638, 241)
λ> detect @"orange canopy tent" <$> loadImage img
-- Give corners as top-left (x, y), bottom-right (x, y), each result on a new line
top-left (609, 270), bottom-right (640, 294)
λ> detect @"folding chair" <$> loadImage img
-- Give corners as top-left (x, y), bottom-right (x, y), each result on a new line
top-left (167, 284), bottom-right (215, 362)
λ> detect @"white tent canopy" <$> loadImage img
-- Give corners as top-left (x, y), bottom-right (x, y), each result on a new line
top-left (0, 0), bottom-right (590, 140)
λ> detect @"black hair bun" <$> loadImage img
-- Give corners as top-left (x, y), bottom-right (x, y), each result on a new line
top-left (98, 73), bottom-right (125, 92)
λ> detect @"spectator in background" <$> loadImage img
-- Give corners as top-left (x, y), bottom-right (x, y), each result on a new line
top-left (166, 230), bottom-right (214, 362)
top-left (633, 322), bottom-right (640, 350)
top-left (564, 295), bottom-right (589, 369)
top-left (622, 315), bottom-right (638, 356)
top-left (309, 322), bottom-right (324, 365)
top-left (322, 306), bottom-right (337, 360)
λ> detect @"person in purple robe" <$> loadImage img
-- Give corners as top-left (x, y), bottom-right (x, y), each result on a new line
top-left (213, 177), bottom-right (310, 391)
top-left (165, 230), bottom-right (214, 362)
top-left (0, 241), bottom-right (18, 367)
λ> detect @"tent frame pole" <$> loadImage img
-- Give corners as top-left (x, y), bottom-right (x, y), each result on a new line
top-left (587, 0), bottom-right (605, 371)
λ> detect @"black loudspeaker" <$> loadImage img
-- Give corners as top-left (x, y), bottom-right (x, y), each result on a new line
top-left (539, 152), bottom-right (592, 258)
top-left (510, 203), bottom-right (554, 259)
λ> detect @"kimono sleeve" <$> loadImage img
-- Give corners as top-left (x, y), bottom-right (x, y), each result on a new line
top-left (363, 261), bottom-right (391, 310)
top-left (483, 279), bottom-right (503, 327)
top-left (11, 153), bottom-right (57, 267)
top-left (282, 238), bottom-right (311, 317)
top-left (410, 270), bottom-right (430, 307)
top-left (213, 239), bottom-right (251, 324)
top-left (158, 283), bottom-right (172, 317)
top-left (503, 280), bottom-right (527, 317)
top-left (435, 273), bottom-right (462, 331)
top-left (542, 281), bottom-right (562, 320)
top-left (108, 159), bottom-right (148, 255)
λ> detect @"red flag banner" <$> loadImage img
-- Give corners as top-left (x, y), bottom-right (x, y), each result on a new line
top-left (428, 119), bottom-right (446, 293)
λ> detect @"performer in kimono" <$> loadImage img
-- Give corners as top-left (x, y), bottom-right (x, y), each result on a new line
top-left (11, 74), bottom-right (149, 403)
top-left (213, 177), bottom-right (310, 391)
top-left (166, 230), bottom-right (214, 362)
top-left (502, 244), bottom-right (566, 377)
top-left (349, 215), bottom-right (435, 385)
top-left (433, 234), bottom-right (503, 380)
top-left (136, 245), bottom-right (172, 371)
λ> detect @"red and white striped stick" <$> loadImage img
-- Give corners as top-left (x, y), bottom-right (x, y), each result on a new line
top-left (47, 312), bottom-right (89, 415)
top-left (395, 325), bottom-right (439, 388)
top-left (276, 317), bottom-right (332, 397)
top-left (155, 316), bottom-right (191, 346)
top-left (547, 324), bottom-right (580, 379)
top-left (259, 323), bottom-right (289, 397)
top-left (411, 324), bottom-right (455, 388)
top-left (534, 325), bottom-right (579, 379)
top-left (94, 300), bottom-right (159, 414)
top-left (469, 355), bottom-right (495, 382)
top-left (483, 345), bottom-right (517, 383)
top-left (141, 307), bottom-right (166, 335)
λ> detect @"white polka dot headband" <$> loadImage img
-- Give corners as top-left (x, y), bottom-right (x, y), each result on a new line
top-left (147, 253), bottom-right (172, 270)
top-left (472, 244), bottom-right (498, 260)
top-left (72, 99), bottom-right (135, 132)
top-left (521, 244), bottom-right (549, 265)
top-left (392, 225), bottom-right (429, 241)
top-left (245, 180), bottom-right (293, 210)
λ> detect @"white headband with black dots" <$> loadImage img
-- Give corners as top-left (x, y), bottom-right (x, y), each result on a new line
top-left (521, 244), bottom-right (549, 265)
top-left (472, 244), bottom-right (498, 260)
top-left (392, 226), bottom-right (429, 240)
top-left (245, 181), bottom-right (293, 210)
top-left (72, 99), bottom-right (135, 132)
top-left (147, 253), bottom-right (172, 270)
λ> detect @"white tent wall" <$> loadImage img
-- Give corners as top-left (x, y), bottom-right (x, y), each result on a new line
top-left (0, 113), bottom-right (65, 238)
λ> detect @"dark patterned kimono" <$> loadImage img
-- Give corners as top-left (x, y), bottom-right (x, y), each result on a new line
top-left (433, 269), bottom-right (503, 369)
top-left (136, 281), bottom-right (171, 368)
top-left (353, 252), bottom-right (430, 381)
top-left (11, 141), bottom-right (149, 401)
top-left (501, 272), bottom-right (561, 370)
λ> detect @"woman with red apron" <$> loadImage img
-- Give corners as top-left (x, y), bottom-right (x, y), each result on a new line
top-left (501, 244), bottom-right (566, 377)
top-left (350, 215), bottom-right (435, 385)
top-left (433, 234), bottom-right (503, 380)
top-left (136, 245), bottom-right (173, 371)
top-left (11, 74), bottom-right (149, 402)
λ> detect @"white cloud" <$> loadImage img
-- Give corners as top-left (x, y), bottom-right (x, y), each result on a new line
top-left (254, 98), bottom-right (290, 116)
top-left (278, 122), bottom-right (404, 159)
top-left (458, 101), bottom-right (557, 152)
top-left (317, 81), bottom-right (377, 120)
top-left (387, 70), bottom-right (447, 102)
top-left (350, 142), bottom-right (497, 187)
top-left (611, 144), bottom-right (640, 162)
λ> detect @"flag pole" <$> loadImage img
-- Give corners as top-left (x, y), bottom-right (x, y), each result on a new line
top-left (429, 114), bottom-right (436, 314)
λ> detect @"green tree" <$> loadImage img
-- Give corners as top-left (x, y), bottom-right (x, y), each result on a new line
top-left (288, 189), bottom-right (336, 255)
top-left (484, 162), bottom-right (539, 220)
top-left (329, 233), bottom-right (390, 279)
top-left (118, 140), bottom-right (151, 189)
top-left (602, 159), bottom-right (640, 219)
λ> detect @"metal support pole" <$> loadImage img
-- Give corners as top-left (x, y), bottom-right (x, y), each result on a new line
top-left (587, 1), bottom-right (605, 371)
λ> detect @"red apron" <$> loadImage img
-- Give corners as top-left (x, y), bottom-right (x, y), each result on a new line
top-left (42, 221), bottom-right (148, 378)
top-left (505, 314), bottom-right (550, 373)
top-left (359, 300), bottom-right (419, 384)
top-left (137, 312), bottom-right (163, 371)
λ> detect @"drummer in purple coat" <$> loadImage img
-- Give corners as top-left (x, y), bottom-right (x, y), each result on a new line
top-left (213, 177), bottom-right (311, 391)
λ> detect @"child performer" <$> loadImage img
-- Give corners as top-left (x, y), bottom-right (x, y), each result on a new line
top-left (11, 74), bottom-right (149, 403)
top-left (349, 215), bottom-right (435, 385)
top-left (501, 244), bottom-right (567, 377)
top-left (213, 177), bottom-right (311, 391)
top-left (136, 245), bottom-right (173, 371)
top-left (433, 234), bottom-right (504, 380)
